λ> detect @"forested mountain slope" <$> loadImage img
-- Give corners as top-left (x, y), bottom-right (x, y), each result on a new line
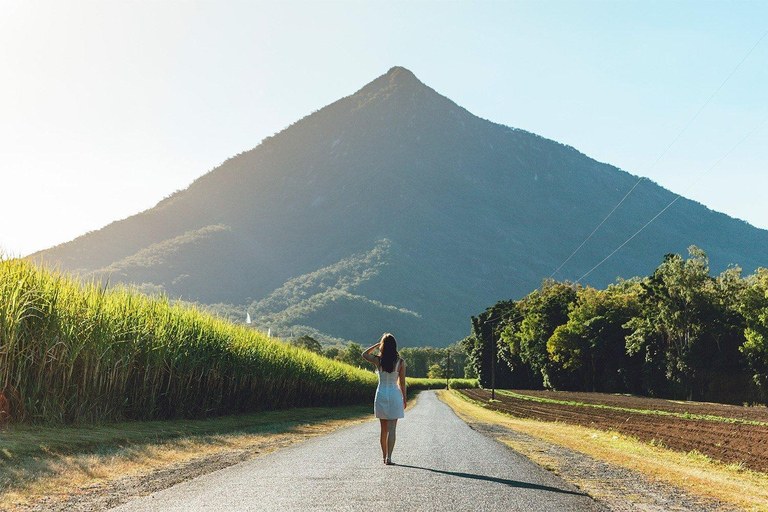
top-left (33, 67), bottom-right (768, 346)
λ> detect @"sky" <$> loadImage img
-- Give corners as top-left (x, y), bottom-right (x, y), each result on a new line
top-left (1, 0), bottom-right (766, 257)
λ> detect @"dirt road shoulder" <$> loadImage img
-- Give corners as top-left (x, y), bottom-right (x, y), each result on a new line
top-left (438, 390), bottom-right (768, 511)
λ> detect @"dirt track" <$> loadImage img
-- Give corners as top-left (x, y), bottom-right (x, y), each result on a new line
top-left (459, 389), bottom-right (768, 473)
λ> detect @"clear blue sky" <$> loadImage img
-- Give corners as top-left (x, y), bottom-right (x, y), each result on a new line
top-left (1, 0), bottom-right (766, 257)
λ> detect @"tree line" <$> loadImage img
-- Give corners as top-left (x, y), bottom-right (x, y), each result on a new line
top-left (291, 335), bottom-right (470, 379)
top-left (461, 246), bottom-right (768, 404)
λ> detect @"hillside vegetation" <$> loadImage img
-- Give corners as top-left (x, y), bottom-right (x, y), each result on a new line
top-left (0, 259), bottom-right (386, 424)
top-left (464, 246), bottom-right (768, 404)
top-left (246, 239), bottom-right (428, 344)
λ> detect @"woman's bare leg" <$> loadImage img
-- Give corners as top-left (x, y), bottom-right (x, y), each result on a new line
top-left (386, 419), bottom-right (397, 461)
top-left (379, 419), bottom-right (388, 461)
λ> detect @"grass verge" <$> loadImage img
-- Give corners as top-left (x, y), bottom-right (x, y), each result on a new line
top-left (439, 389), bottom-right (768, 511)
top-left (2, 390), bottom-right (425, 510)
top-left (404, 378), bottom-right (478, 390)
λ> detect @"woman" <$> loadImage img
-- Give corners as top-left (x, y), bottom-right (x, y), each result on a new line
top-left (362, 333), bottom-right (406, 465)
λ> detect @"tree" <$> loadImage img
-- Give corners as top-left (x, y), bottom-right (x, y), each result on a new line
top-left (427, 363), bottom-right (445, 379)
top-left (461, 334), bottom-right (484, 382)
top-left (323, 347), bottom-right (340, 360)
top-left (336, 342), bottom-right (366, 368)
top-left (463, 363), bottom-right (478, 379)
top-left (399, 347), bottom-right (445, 378)
top-left (291, 335), bottom-right (322, 354)
top-left (699, 265), bottom-right (751, 402)
top-left (502, 280), bottom-right (577, 388)
top-left (547, 281), bottom-right (642, 392)
top-left (625, 247), bottom-right (720, 399)
top-left (463, 301), bottom-right (518, 389)
top-left (739, 268), bottom-right (768, 394)
top-left (463, 246), bottom-right (765, 404)
top-left (442, 344), bottom-right (467, 381)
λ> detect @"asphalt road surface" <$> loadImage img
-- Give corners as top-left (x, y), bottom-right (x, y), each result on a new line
top-left (113, 391), bottom-right (603, 511)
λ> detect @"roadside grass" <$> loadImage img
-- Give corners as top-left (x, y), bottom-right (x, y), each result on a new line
top-left (405, 378), bottom-right (478, 390)
top-left (403, 378), bottom-right (445, 390)
top-left (440, 390), bottom-right (768, 511)
top-left (0, 404), bottom-right (366, 509)
top-left (498, 389), bottom-right (768, 426)
top-left (1, 390), bottom-right (425, 510)
top-left (0, 405), bottom-right (368, 462)
top-left (448, 379), bottom-right (480, 390)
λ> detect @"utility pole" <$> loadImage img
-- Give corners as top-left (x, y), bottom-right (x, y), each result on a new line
top-left (490, 323), bottom-right (496, 400)
top-left (446, 348), bottom-right (451, 389)
top-left (484, 316), bottom-right (499, 401)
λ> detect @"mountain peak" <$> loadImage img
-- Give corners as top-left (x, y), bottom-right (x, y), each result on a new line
top-left (348, 66), bottom-right (458, 118)
top-left (353, 66), bottom-right (427, 99)
top-left (385, 66), bottom-right (419, 83)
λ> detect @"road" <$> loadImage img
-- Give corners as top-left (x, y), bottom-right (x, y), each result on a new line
top-left (113, 391), bottom-right (603, 511)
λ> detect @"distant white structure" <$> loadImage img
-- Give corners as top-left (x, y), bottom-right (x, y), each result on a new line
top-left (267, 327), bottom-right (271, 338)
top-left (246, 312), bottom-right (252, 324)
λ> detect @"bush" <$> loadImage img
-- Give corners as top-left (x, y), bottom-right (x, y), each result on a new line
top-left (448, 378), bottom-right (480, 390)
top-left (427, 363), bottom-right (445, 379)
top-left (405, 378), bottom-right (446, 390)
top-left (403, 378), bottom-right (479, 390)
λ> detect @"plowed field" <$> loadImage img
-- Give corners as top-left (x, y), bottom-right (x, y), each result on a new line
top-left (458, 389), bottom-right (768, 473)
top-left (515, 389), bottom-right (768, 423)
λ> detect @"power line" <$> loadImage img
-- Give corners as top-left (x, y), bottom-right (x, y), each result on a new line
top-left (642, 27), bottom-right (768, 174)
top-left (548, 177), bottom-right (644, 279)
top-left (486, 29), bottom-right (768, 335)
top-left (575, 115), bottom-right (768, 284)
top-left (549, 26), bottom-right (768, 280)
top-left (496, 117), bottom-right (766, 321)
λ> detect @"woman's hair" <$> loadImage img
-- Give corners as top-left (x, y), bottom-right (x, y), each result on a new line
top-left (378, 333), bottom-right (399, 373)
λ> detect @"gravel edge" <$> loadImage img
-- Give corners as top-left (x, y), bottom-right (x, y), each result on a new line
top-left (439, 393), bottom-right (739, 512)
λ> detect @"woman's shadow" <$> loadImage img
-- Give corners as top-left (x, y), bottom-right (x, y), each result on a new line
top-left (393, 464), bottom-right (587, 497)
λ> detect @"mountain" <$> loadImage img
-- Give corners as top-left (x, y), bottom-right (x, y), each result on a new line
top-left (33, 67), bottom-right (768, 347)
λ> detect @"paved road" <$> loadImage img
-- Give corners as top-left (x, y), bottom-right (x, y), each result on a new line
top-left (114, 391), bottom-right (603, 511)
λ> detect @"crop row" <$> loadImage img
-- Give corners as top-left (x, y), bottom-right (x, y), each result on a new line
top-left (497, 390), bottom-right (768, 426)
top-left (0, 259), bottom-right (383, 424)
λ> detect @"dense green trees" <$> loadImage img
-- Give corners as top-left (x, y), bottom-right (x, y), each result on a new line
top-left (622, 249), bottom-right (749, 401)
top-left (316, 342), bottom-right (467, 377)
top-left (336, 342), bottom-right (365, 368)
top-left (398, 347), bottom-right (443, 378)
top-left (461, 302), bottom-right (519, 389)
top-left (398, 345), bottom-right (468, 379)
top-left (291, 335), bottom-right (323, 354)
top-left (427, 364), bottom-right (445, 379)
top-left (463, 247), bottom-right (767, 404)
top-left (548, 280), bottom-right (642, 393)
top-left (322, 346), bottom-right (340, 360)
top-left (502, 282), bottom-right (577, 389)
top-left (740, 269), bottom-right (768, 392)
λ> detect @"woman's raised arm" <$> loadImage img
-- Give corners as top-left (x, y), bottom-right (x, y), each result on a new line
top-left (361, 342), bottom-right (380, 365)
top-left (398, 358), bottom-right (407, 407)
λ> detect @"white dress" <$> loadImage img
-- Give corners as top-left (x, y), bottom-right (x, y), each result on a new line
top-left (374, 358), bottom-right (405, 419)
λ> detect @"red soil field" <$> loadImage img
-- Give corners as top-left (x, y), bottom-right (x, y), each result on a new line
top-left (458, 389), bottom-right (768, 473)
